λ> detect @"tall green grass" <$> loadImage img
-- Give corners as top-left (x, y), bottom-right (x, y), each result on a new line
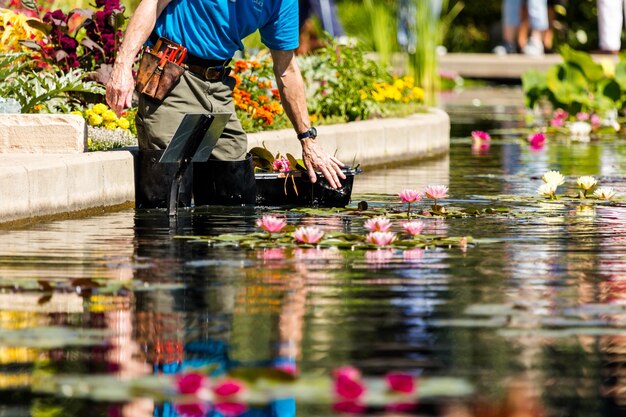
top-left (362, 0), bottom-right (396, 67)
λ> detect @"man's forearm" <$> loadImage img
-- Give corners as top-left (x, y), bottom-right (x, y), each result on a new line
top-left (270, 50), bottom-right (309, 135)
top-left (115, 0), bottom-right (170, 69)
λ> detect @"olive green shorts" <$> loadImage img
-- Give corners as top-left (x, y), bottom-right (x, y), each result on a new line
top-left (135, 71), bottom-right (247, 161)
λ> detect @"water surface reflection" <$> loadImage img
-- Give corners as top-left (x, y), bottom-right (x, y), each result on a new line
top-left (0, 88), bottom-right (625, 416)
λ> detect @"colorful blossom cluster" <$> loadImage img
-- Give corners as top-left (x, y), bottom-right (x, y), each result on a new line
top-left (72, 103), bottom-right (134, 131)
top-left (537, 170), bottom-right (617, 200)
top-left (231, 56), bottom-right (285, 129)
top-left (255, 184), bottom-right (449, 247)
top-left (368, 76), bottom-right (424, 103)
top-left (0, 8), bottom-right (45, 52)
top-left (171, 366), bottom-right (420, 416)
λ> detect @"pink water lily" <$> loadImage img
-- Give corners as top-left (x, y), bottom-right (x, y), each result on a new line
top-left (423, 185), bottom-right (448, 200)
top-left (333, 366), bottom-right (365, 400)
top-left (175, 373), bottom-right (207, 394)
top-left (471, 130), bottom-right (491, 142)
top-left (385, 372), bottom-right (416, 394)
top-left (256, 215), bottom-right (287, 234)
top-left (366, 231), bottom-right (396, 246)
top-left (576, 112), bottom-right (590, 121)
top-left (213, 379), bottom-right (244, 397)
top-left (402, 221), bottom-right (425, 236)
top-left (399, 189), bottom-right (421, 218)
top-left (591, 114), bottom-right (601, 129)
top-left (399, 189), bottom-right (421, 203)
top-left (528, 132), bottom-right (546, 150)
top-left (272, 156), bottom-right (291, 173)
top-left (364, 217), bottom-right (392, 232)
top-left (293, 226), bottom-right (324, 244)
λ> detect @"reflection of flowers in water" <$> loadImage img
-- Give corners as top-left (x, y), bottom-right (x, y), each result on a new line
top-left (575, 205), bottom-right (596, 218)
top-left (403, 248), bottom-right (424, 263)
top-left (293, 247), bottom-right (341, 261)
top-left (174, 402), bottom-right (211, 417)
top-left (365, 249), bottom-right (394, 266)
top-left (257, 248), bottom-right (286, 261)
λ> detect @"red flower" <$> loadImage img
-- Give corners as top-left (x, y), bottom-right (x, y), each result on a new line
top-left (385, 372), bottom-right (416, 394)
top-left (214, 402), bottom-right (247, 417)
top-left (175, 373), bottom-right (207, 394)
top-left (213, 379), bottom-right (243, 397)
top-left (333, 366), bottom-right (365, 400)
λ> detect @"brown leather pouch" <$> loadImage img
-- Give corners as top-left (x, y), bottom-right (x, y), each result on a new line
top-left (135, 37), bottom-right (187, 101)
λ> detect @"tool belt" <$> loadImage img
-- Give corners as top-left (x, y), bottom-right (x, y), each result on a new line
top-left (136, 35), bottom-right (232, 101)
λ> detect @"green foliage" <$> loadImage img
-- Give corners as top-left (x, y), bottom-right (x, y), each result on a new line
top-left (298, 40), bottom-right (391, 121)
top-left (362, 0), bottom-right (396, 66)
top-left (522, 46), bottom-right (624, 116)
top-left (0, 53), bottom-right (104, 113)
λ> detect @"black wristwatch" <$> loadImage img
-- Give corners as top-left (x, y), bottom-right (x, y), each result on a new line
top-left (297, 126), bottom-right (317, 141)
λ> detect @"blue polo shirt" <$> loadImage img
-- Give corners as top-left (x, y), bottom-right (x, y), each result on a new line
top-left (153, 0), bottom-right (299, 60)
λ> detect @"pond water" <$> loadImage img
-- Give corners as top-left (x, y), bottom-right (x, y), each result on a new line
top-left (1, 87), bottom-right (626, 417)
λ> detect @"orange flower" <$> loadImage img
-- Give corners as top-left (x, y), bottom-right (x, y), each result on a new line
top-left (249, 60), bottom-right (261, 69)
top-left (234, 60), bottom-right (248, 73)
top-left (258, 95), bottom-right (269, 104)
top-left (271, 88), bottom-right (280, 99)
top-left (232, 73), bottom-right (242, 86)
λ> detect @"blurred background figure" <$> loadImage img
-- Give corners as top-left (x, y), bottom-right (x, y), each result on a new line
top-left (518, 0), bottom-right (566, 53)
top-left (597, 0), bottom-right (626, 53)
top-left (494, 0), bottom-right (549, 55)
top-left (397, 0), bottom-right (418, 53)
top-left (297, 0), bottom-right (345, 54)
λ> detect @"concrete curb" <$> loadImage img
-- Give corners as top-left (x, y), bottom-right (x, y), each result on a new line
top-left (0, 109), bottom-right (449, 225)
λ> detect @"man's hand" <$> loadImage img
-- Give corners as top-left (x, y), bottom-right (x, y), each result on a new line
top-left (106, 66), bottom-right (135, 117)
top-left (301, 138), bottom-right (346, 189)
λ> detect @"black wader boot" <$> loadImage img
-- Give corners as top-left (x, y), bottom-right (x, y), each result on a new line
top-left (134, 149), bottom-right (193, 209)
top-left (193, 153), bottom-right (256, 206)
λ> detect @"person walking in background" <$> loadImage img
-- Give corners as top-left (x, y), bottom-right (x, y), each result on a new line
top-left (297, 0), bottom-right (345, 54)
top-left (518, 0), bottom-right (565, 53)
top-left (598, 0), bottom-right (626, 53)
top-left (495, 0), bottom-right (549, 55)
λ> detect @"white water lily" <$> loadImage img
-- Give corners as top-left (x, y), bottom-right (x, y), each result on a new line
top-left (576, 175), bottom-right (597, 191)
top-left (542, 170), bottom-right (565, 186)
top-left (593, 186), bottom-right (617, 200)
top-left (568, 121), bottom-right (591, 141)
top-left (537, 182), bottom-right (558, 198)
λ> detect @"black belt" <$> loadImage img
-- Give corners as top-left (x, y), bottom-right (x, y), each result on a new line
top-left (148, 32), bottom-right (231, 80)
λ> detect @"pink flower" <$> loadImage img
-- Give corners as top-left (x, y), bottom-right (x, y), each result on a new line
top-left (293, 226), bottom-right (324, 244)
top-left (385, 372), bottom-right (416, 394)
top-left (333, 401), bottom-right (367, 414)
top-left (576, 112), bottom-right (590, 121)
top-left (213, 379), bottom-right (244, 397)
top-left (591, 114), bottom-right (601, 129)
top-left (554, 109), bottom-right (568, 120)
top-left (528, 132), bottom-right (546, 150)
top-left (214, 402), bottom-right (248, 417)
top-left (364, 217), bottom-right (392, 232)
top-left (366, 231), bottom-right (396, 246)
top-left (256, 215), bottom-right (287, 233)
top-left (398, 189), bottom-right (421, 204)
top-left (175, 373), bottom-right (207, 394)
top-left (471, 130), bottom-right (491, 142)
top-left (550, 117), bottom-right (564, 128)
top-left (423, 185), bottom-right (448, 200)
top-left (272, 156), bottom-right (291, 173)
top-left (333, 367), bottom-right (365, 400)
top-left (402, 221), bottom-right (425, 236)
top-left (174, 402), bottom-right (211, 417)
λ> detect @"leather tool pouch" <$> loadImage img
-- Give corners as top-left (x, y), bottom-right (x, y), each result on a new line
top-left (135, 37), bottom-right (187, 101)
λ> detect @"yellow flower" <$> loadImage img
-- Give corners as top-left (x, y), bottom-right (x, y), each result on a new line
top-left (359, 90), bottom-right (368, 100)
top-left (309, 114), bottom-right (318, 123)
top-left (117, 118), bottom-right (130, 130)
top-left (92, 103), bottom-right (108, 115)
top-left (87, 114), bottom-right (103, 126)
top-left (104, 121), bottom-right (118, 130)
top-left (102, 109), bottom-right (117, 123)
top-left (70, 110), bottom-right (83, 116)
